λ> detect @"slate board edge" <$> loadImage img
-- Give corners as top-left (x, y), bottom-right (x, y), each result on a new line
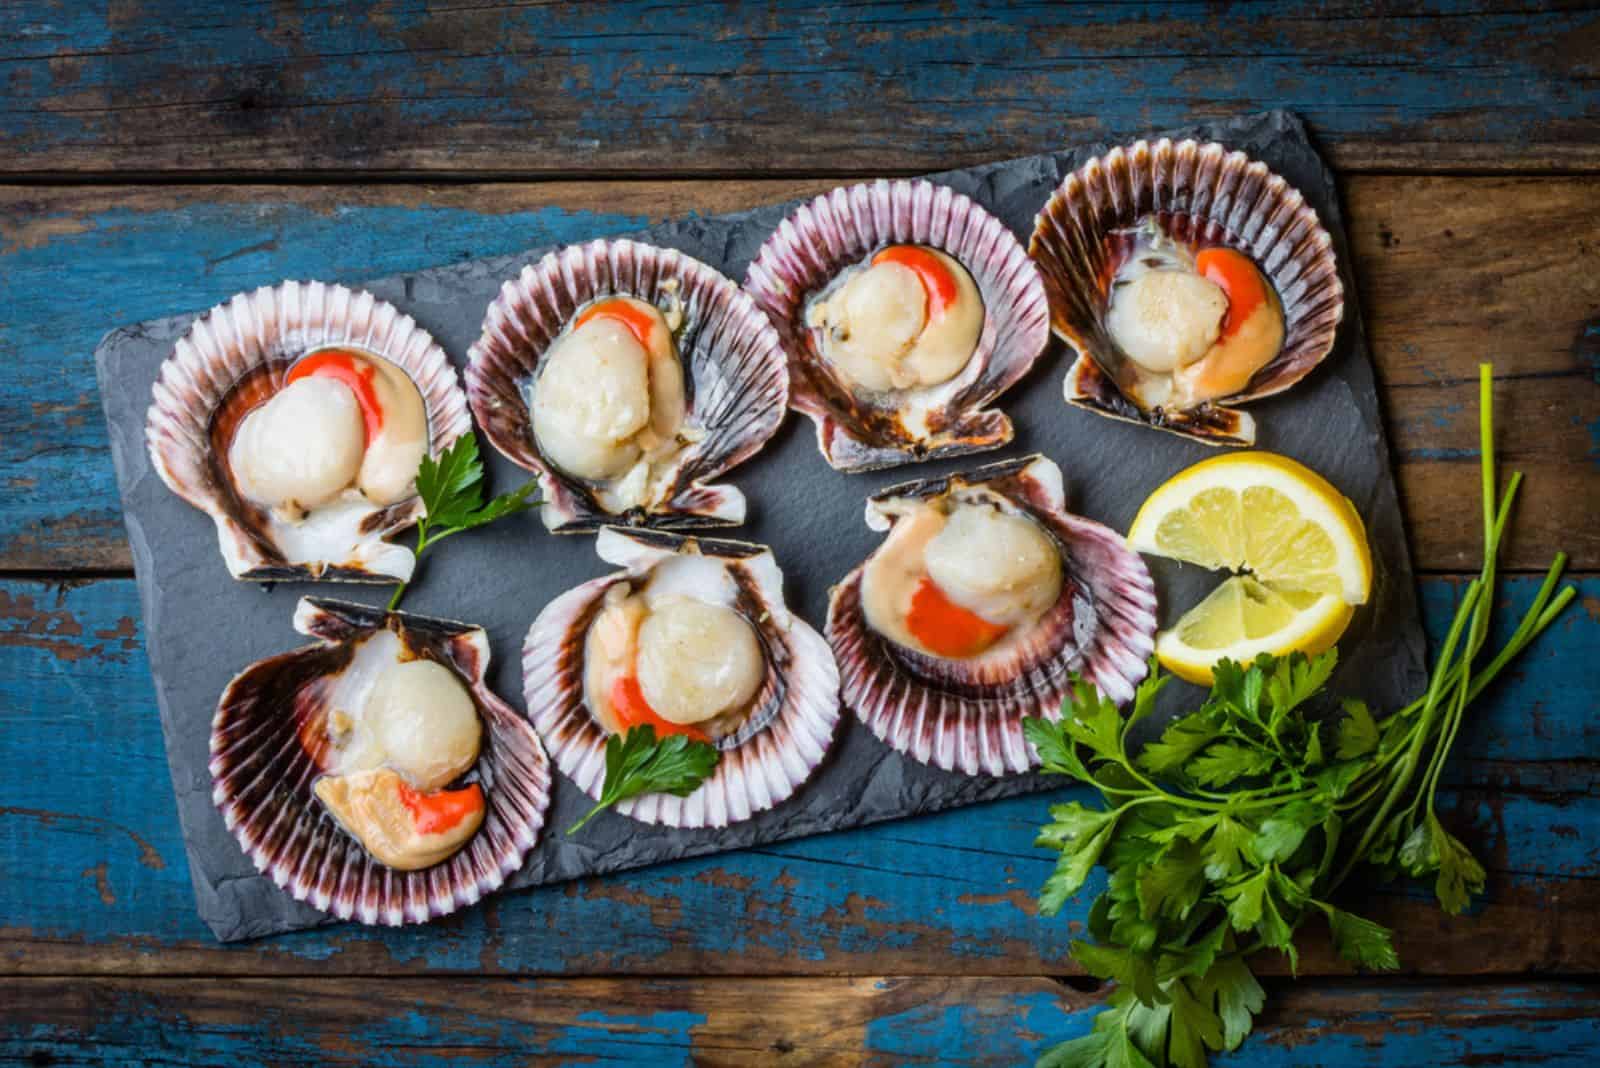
top-left (94, 109), bottom-right (1427, 942)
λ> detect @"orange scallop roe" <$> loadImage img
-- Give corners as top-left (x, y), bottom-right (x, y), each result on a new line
top-left (396, 779), bottom-right (484, 835)
top-left (609, 674), bottom-right (711, 742)
top-left (872, 246), bottom-right (959, 319)
top-left (574, 297), bottom-right (662, 350)
top-left (906, 576), bottom-right (1009, 658)
top-left (285, 349), bottom-right (385, 444)
top-left (1195, 248), bottom-right (1269, 342)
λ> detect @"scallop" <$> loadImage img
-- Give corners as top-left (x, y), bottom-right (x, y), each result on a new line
top-left (209, 598), bottom-right (549, 925)
top-left (828, 454), bottom-right (1158, 776)
top-left (745, 179), bottom-right (1051, 472)
top-left (1029, 138), bottom-right (1344, 446)
top-left (146, 281), bottom-right (471, 581)
top-left (467, 240), bottom-right (789, 533)
top-left (524, 528), bottom-right (841, 828)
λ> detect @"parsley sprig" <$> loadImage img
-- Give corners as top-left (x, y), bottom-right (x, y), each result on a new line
top-left (388, 433), bottom-right (540, 610)
top-left (1024, 364), bottom-right (1575, 1068)
top-left (567, 725), bottom-right (722, 835)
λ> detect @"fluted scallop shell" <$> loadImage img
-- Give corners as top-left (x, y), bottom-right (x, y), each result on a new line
top-left (745, 179), bottom-right (1051, 472)
top-left (466, 239), bottom-right (789, 533)
top-left (827, 454), bottom-right (1157, 776)
top-left (1029, 138), bottom-right (1344, 446)
top-left (209, 598), bottom-right (550, 926)
top-left (145, 280), bottom-right (472, 582)
top-left (524, 528), bottom-right (841, 828)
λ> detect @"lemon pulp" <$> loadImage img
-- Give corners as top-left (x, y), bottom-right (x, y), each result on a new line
top-left (1127, 452), bottom-right (1372, 684)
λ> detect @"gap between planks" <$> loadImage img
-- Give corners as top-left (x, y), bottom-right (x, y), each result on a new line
top-left (10, 160), bottom-right (1600, 186)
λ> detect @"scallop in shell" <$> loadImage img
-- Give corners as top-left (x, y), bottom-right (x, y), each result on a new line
top-left (524, 528), bottom-right (841, 828)
top-left (467, 239), bottom-right (789, 533)
top-left (209, 598), bottom-right (549, 926)
top-left (828, 454), bottom-right (1157, 776)
top-left (1029, 138), bottom-right (1344, 445)
top-left (745, 179), bottom-right (1050, 472)
top-left (146, 281), bottom-right (472, 582)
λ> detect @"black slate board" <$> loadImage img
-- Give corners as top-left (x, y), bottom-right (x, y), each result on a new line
top-left (97, 110), bottom-right (1427, 942)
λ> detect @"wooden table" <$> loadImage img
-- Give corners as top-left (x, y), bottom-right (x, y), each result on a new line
top-left (4, 3), bottom-right (1598, 1063)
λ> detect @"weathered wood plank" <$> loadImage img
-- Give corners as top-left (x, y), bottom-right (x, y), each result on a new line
top-left (2, 177), bottom-right (1597, 573)
top-left (3, 976), bottom-right (1597, 1067)
top-left (4, 2), bottom-right (1599, 175)
top-left (2, 575), bottom-right (1595, 976)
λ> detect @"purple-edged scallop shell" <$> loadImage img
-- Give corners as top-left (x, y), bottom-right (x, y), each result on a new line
top-left (209, 598), bottom-right (549, 926)
top-left (146, 281), bottom-right (472, 582)
top-left (1029, 138), bottom-right (1344, 446)
top-left (524, 527), bottom-right (841, 828)
top-left (466, 239), bottom-right (789, 533)
top-left (827, 454), bottom-right (1157, 776)
top-left (744, 178), bottom-right (1051, 472)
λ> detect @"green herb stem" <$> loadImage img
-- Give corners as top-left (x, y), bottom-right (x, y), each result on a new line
top-left (1029, 362), bottom-right (1577, 1068)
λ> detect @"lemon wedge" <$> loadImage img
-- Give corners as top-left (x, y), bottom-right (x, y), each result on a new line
top-left (1126, 452), bottom-right (1372, 685)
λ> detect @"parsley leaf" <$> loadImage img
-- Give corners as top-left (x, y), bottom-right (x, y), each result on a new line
top-left (1252, 798), bottom-right (1329, 864)
top-left (1025, 715), bottom-right (1089, 780)
top-left (1037, 803), bottom-right (1120, 915)
top-left (1319, 903), bottom-right (1400, 970)
top-left (1189, 741), bottom-right (1274, 788)
top-left (1400, 815), bottom-right (1486, 914)
top-left (1164, 977), bottom-right (1224, 1068)
top-left (566, 725), bottom-right (720, 835)
top-left (1136, 838), bottom-right (1208, 921)
top-left (1201, 816), bottom-right (1257, 881)
top-left (388, 433), bottom-right (540, 609)
top-left (1061, 677), bottom-right (1128, 763)
top-left (1137, 715), bottom-right (1214, 776)
top-left (1265, 649), bottom-right (1337, 723)
top-left (1197, 953), bottom-right (1264, 1051)
top-left (1334, 698), bottom-right (1380, 759)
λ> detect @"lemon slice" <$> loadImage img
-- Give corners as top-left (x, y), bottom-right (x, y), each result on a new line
top-left (1126, 452), bottom-right (1372, 684)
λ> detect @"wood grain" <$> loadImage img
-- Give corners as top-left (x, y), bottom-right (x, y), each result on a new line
top-left (2, 176), bottom-right (1597, 574)
top-left (4, 2), bottom-right (1599, 176)
top-left (3, 575), bottom-right (1594, 977)
top-left (4, 976), bottom-right (1598, 1067)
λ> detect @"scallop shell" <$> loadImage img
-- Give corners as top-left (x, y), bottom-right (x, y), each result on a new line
top-left (466, 239), bottom-right (789, 533)
top-left (827, 454), bottom-right (1157, 776)
top-left (209, 598), bottom-right (550, 926)
top-left (744, 178), bottom-right (1051, 472)
top-left (145, 281), bottom-right (472, 582)
top-left (524, 528), bottom-right (841, 828)
top-left (1029, 138), bottom-right (1345, 446)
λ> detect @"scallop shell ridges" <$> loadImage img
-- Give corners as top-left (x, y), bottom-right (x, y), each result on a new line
top-left (827, 455), bottom-right (1158, 776)
top-left (466, 239), bottom-right (790, 532)
top-left (523, 528), bottom-right (841, 828)
top-left (745, 178), bottom-right (1051, 471)
top-left (208, 598), bottom-right (550, 926)
top-left (1029, 138), bottom-right (1344, 446)
top-left (145, 280), bottom-right (472, 581)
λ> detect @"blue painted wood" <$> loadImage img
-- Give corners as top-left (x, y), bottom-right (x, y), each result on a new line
top-left (3, 2), bottom-right (1596, 173)
top-left (2, 976), bottom-right (1596, 1066)
top-left (2, 575), bottom-right (1594, 972)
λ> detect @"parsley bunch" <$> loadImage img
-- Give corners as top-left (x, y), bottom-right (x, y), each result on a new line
top-left (1023, 365), bottom-right (1575, 1068)
top-left (567, 725), bottom-right (722, 835)
top-left (388, 433), bottom-right (540, 610)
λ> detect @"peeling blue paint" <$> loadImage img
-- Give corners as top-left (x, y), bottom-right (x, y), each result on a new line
top-left (4, 3), bottom-right (1596, 164)
top-left (867, 985), bottom-right (1089, 1064)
